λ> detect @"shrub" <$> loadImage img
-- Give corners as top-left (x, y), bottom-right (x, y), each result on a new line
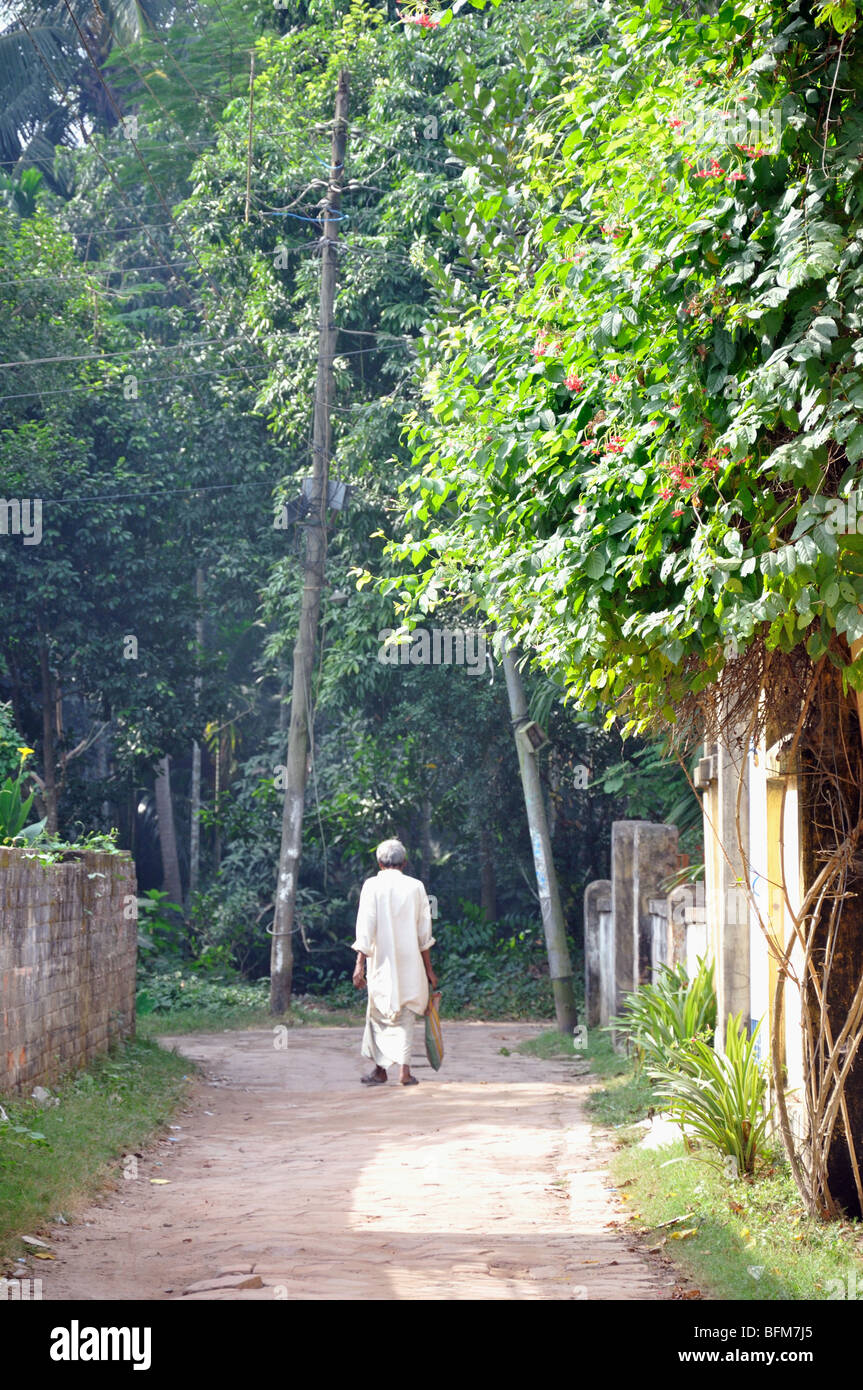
top-left (610, 957), bottom-right (717, 1070)
top-left (0, 702), bottom-right (25, 784)
top-left (648, 1013), bottom-right (770, 1175)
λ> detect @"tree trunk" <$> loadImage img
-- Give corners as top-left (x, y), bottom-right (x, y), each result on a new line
top-left (420, 793), bottom-right (432, 888)
top-left (213, 740), bottom-right (221, 874)
top-left (154, 755), bottom-right (183, 910)
top-left (480, 825), bottom-right (497, 922)
top-left (37, 630), bottom-right (58, 833)
top-left (798, 662), bottom-right (863, 1218)
top-left (502, 646), bottom-right (577, 1033)
top-left (270, 71), bottom-right (349, 1014)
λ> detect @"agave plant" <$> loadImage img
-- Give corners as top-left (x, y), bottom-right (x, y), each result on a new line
top-left (648, 1013), bottom-right (770, 1175)
top-left (610, 956), bottom-right (717, 1071)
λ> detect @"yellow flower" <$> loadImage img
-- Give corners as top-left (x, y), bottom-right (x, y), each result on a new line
top-left (17, 746), bottom-right (34, 758)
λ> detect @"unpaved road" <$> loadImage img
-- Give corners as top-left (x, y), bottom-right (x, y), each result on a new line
top-left (38, 1022), bottom-right (677, 1301)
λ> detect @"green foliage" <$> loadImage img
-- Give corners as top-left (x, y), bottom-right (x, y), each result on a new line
top-left (610, 957), bottom-right (718, 1071)
top-left (0, 746), bottom-right (44, 845)
top-left (0, 703), bottom-right (24, 783)
top-left (0, 1105), bottom-right (50, 1168)
top-left (432, 905), bottom-right (561, 1018)
top-left (136, 889), bottom-right (186, 961)
top-left (649, 1013), bottom-right (771, 1175)
top-left (391, 0), bottom-right (863, 730)
top-left (135, 964), bottom-right (271, 1018)
top-left (0, 0), bottom-right (722, 988)
top-left (17, 827), bottom-right (126, 865)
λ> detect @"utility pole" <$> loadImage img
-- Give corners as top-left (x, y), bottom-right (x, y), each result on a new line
top-left (502, 645), bottom-right (578, 1034)
top-left (270, 70), bottom-right (349, 1014)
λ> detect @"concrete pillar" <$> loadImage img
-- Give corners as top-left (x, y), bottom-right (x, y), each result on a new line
top-left (612, 820), bottom-right (680, 1024)
top-left (584, 879), bottom-right (611, 1029)
top-left (649, 896), bottom-right (669, 975)
top-left (701, 734), bottom-right (751, 1050)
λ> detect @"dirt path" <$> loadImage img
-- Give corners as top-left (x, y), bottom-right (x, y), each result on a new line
top-left (39, 1022), bottom-right (677, 1301)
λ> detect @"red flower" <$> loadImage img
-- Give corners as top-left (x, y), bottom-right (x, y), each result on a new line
top-left (564, 374), bottom-right (584, 392)
top-left (673, 506), bottom-right (685, 517)
top-left (659, 487), bottom-right (673, 500)
top-left (668, 119), bottom-right (683, 129)
top-left (609, 372), bottom-right (621, 383)
top-left (729, 171), bottom-right (747, 182)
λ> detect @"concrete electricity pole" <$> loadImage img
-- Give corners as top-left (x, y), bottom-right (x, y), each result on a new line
top-left (270, 71), bottom-right (349, 1014)
top-left (502, 645), bottom-right (578, 1034)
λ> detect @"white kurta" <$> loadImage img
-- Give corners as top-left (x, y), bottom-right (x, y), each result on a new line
top-left (351, 868), bottom-right (435, 1020)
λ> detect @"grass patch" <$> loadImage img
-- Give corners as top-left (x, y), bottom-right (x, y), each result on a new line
top-left (516, 1029), bottom-right (580, 1059)
top-left (517, 1029), bottom-right (629, 1075)
top-left (585, 1069), bottom-right (657, 1127)
top-left (0, 1036), bottom-right (191, 1267)
top-left (566, 1034), bottom-right (657, 1127)
top-left (613, 1137), bottom-right (863, 1301)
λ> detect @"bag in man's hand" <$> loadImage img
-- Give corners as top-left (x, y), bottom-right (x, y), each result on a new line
top-left (425, 990), bottom-right (444, 1071)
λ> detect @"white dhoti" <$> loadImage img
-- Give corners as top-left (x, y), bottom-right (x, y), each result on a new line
top-left (362, 1001), bottom-right (420, 1068)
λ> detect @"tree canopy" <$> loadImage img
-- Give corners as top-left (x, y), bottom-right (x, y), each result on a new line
top-left (384, 0), bottom-right (863, 734)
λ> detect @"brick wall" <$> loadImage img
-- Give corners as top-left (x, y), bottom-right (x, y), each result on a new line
top-left (0, 847), bottom-right (137, 1095)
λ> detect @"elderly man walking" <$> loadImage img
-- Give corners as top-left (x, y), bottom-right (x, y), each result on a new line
top-left (351, 838), bottom-right (437, 1086)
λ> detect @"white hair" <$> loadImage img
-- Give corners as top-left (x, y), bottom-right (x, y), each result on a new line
top-left (376, 838), bottom-right (407, 867)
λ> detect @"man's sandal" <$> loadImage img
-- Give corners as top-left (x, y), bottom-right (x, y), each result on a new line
top-left (400, 1076), bottom-right (419, 1086)
top-left (361, 1072), bottom-right (387, 1085)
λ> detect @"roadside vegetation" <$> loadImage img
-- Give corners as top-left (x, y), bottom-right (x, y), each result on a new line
top-left (0, 1039), bottom-right (191, 1269)
top-left (585, 960), bottom-right (863, 1300)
